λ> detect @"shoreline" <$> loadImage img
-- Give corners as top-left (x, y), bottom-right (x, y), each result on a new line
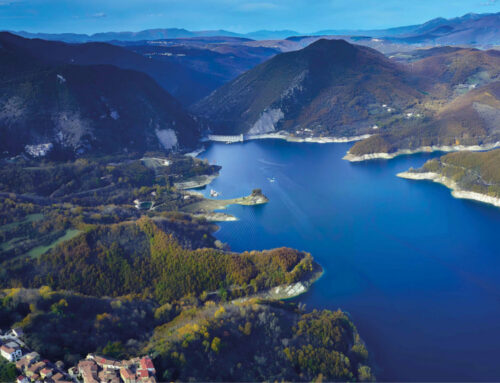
top-left (206, 131), bottom-right (372, 145)
top-left (344, 141), bottom-right (500, 162)
top-left (192, 212), bottom-right (238, 222)
top-left (397, 171), bottom-right (500, 208)
top-left (235, 262), bottom-right (324, 302)
top-left (182, 191), bottom-right (269, 222)
top-left (174, 174), bottom-right (219, 190)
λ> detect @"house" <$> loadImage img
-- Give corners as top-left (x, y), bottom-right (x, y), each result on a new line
top-left (98, 368), bottom-right (120, 383)
top-left (139, 357), bottom-right (155, 374)
top-left (24, 352), bottom-right (40, 363)
top-left (51, 372), bottom-right (64, 382)
top-left (40, 367), bottom-right (53, 379)
top-left (78, 360), bottom-right (99, 383)
top-left (120, 368), bottom-right (136, 383)
top-left (137, 369), bottom-right (149, 379)
top-left (15, 357), bottom-right (31, 372)
top-left (26, 361), bottom-right (46, 377)
top-left (1, 345), bottom-right (22, 361)
top-left (96, 356), bottom-right (121, 370)
top-left (16, 376), bottom-right (28, 383)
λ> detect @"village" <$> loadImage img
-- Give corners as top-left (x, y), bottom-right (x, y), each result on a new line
top-left (0, 328), bottom-right (158, 383)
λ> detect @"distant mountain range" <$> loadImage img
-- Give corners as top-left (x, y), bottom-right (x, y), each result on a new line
top-left (9, 12), bottom-right (500, 45)
top-left (11, 28), bottom-right (301, 43)
top-left (385, 12), bottom-right (500, 46)
top-left (0, 33), bottom-right (202, 158)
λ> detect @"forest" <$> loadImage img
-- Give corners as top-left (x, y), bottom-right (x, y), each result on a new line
top-left (0, 152), bottom-right (374, 382)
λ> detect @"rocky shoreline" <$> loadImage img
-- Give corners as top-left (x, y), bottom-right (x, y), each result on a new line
top-left (174, 174), bottom-right (219, 189)
top-left (344, 141), bottom-right (500, 162)
top-left (207, 131), bottom-right (372, 144)
top-left (397, 171), bottom-right (500, 208)
top-left (182, 190), bottom-right (269, 221)
top-left (247, 131), bottom-right (372, 144)
top-left (235, 261), bottom-right (324, 302)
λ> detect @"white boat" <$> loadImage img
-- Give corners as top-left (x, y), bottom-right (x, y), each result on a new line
top-left (268, 177), bottom-right (276, 183)
top-left (210, 189), bottom-right (220, 197)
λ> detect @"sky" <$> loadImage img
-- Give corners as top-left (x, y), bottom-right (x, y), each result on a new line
top-left (0, 0), bottom-right (499, 34)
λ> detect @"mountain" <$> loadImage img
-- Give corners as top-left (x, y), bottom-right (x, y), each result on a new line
top-left (12, 28), bottom-right (293, 43)
top-left (0, 32), bottom-right (221, 105)
top-left (192, 39), bottom-right (425, 136)
top-left (0, 36), bottom-right (202, 158)
top-left (411, 47), bottom-right (500, 88)
top-left (123, 41), bottom-right (279, 86)
top-left (12, 28), bottom-right (242, 43)
top-left (9, 12), bottom-right (500, 47)
top-left (389, 12), bottom-right (500, 46)
top-left (244, 30), bottom-right (301, 40)
top-left (347, 60), bottom-right (500, 159)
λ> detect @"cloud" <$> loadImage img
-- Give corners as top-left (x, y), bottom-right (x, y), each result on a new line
top-left (90, 12), bottom-right (106, 18)
top-left (480, 0), bottom-right (497, 5)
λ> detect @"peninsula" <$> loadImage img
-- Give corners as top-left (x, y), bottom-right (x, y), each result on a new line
top-left (182, 189), bottom-right (269, 221)
top-left (398, 149), bottom-right (500, 208)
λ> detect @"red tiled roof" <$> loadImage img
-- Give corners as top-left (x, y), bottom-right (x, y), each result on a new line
top-left (140, 357), bottom-right (154, 370)
top-left (1, 345), bottom-right (15, 354)
top-left (120, 368), bottom-right (135, 379)
top-left (138, 369), bottom-right (149, 377)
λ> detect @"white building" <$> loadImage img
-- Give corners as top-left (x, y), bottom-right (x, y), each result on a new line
top-left (1, 345), bottom-right (22, 361)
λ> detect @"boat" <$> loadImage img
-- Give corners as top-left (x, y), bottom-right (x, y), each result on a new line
top-left (268, 177), bottom-right (276, 183)
top-left (210, 189), bottom-right (220, 197)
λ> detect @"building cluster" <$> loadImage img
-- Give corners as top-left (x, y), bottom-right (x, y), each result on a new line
top-left (1, 328), bottom-right (158, 383)
top-left (0, 328), bottom-right (72, 383)
top-left (77, 354), bottom-right (157, 383)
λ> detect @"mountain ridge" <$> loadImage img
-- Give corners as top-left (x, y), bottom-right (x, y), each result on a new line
top-left (8, 11), bottom-right (499, 44)
top-left (0, 34), bottom-right (202, 158)
top-left (192, 39), bottom-right (424, 136)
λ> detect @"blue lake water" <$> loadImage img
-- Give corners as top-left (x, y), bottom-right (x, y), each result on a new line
top-left (197, 139), bottom-right (500, 381)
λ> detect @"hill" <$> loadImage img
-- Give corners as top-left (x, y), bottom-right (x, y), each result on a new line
top-left (0, 32), bottom-right (221, 105)
top-left (411, 47), bottom-right (500, 89)
top-left (398, 148), bottom-right (500, 208)
top-left (346, 47), bottom-right (500, 160)
top-left (192, 39), bottom-right (425, 137)
top-left (122, 40), bottom-right (278, 86)
top-left (0, 38), bottom-right (202, 158)
top-left (390, 12), bottom-right (500, 46)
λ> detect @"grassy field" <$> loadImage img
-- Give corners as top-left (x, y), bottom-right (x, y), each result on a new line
top-left (25, 229), bottom-right (82, 259)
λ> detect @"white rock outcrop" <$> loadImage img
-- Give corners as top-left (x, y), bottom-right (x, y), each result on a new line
top-left (25, 143), bottom-right (53, 157)
top-left (155, 128), bottom-right (178, 150)
top-left (248, 108), bottom-right (284, 135)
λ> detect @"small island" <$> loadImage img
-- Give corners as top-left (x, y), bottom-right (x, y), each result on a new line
top-left (182, 189), bottom-right (269, 221)
top-left (398, 149), bottom-right (500, 208)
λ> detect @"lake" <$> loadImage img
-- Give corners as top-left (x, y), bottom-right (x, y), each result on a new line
top-left (198, 139), bottom-right (500, 381)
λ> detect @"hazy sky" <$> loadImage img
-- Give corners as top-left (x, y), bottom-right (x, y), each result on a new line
top-left (0, 0), bottom-right (499, 34)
